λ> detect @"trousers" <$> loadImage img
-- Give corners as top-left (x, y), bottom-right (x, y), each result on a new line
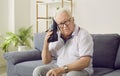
top-left (33, 64), bottom-right (89, 76)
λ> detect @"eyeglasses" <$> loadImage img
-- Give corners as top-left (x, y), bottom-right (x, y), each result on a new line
top-left (58, 18), bottom-right (72, 28)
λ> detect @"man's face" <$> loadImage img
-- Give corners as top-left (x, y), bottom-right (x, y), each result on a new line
top-left (55, 12), bottom-right (75, 38)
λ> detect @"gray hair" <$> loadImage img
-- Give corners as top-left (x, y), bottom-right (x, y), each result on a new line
top-left (54, 8), bottom-right (72, 19)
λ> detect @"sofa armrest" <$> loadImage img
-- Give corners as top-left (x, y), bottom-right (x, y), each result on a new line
top-left (4, 49), bottom-right (41, 65)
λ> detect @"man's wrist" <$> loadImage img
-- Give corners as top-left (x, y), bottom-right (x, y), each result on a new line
top-left (63, 65), bottom-right (69, 73)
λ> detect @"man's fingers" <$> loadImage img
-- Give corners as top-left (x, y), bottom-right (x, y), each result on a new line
top-left (46, 70), bottom-right (52, 76)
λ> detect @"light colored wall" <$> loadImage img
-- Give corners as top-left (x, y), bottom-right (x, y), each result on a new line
top-left (15, 0), bottom-right (31, 32)
top-left (74, 0), bottom-right (120, 34)
top-left (0, 0), bottom-right (31, 34)
top-left (30, 0), bottom-right (36, 33)
top-left (0, 0), bottom-right (8, 35)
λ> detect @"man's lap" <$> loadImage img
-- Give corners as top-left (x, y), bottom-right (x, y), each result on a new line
top-left (33, 64), bottom-right (89, 76)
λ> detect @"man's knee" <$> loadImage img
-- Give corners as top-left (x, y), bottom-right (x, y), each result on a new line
top-left (66, 70), bottom-right (89, 76)
top-left (33, 66), bottom-right (49, 76)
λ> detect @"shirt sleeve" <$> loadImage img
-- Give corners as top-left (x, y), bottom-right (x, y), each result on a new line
top-left (78, 30), bottom-right (94, 57)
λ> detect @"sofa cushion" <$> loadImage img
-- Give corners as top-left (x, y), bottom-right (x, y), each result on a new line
top-left (103, 69), bottom-right (120, 76)
top-left (34, 32), bottom-right (46, 51)
top-left (92, 34), bottom-right (120, 68)
top-left (15, 60), bottom-right (43, 76)
top-left (92, 68), bottom-right (114, 76)
top-left (15, 60), bottom-right (56, 76)
top-left (115, 44), bottom-right (120, 69)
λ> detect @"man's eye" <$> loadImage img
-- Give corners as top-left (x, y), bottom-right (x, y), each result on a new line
top-left (60, 23), bottom-right (64, 25)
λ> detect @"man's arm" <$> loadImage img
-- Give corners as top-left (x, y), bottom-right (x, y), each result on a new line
top-left (46, 56), bottom-right (91, 76)
top-left (42, 31), bottom-right (53, 64)
top-left (66, 56), bottom-right (91, 72)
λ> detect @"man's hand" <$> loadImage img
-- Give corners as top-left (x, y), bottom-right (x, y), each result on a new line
top-left (46, 67), bottom-right (64, 76)
top-left (44, 31), bottom-right (53, 43)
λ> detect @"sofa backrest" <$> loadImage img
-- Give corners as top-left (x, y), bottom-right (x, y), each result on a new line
top-left (92, 34), bottom-right (120, 68)
top-left (115, 43), bottom-right (120, 69)
top-left (34, 32), bottom-right (46, 51)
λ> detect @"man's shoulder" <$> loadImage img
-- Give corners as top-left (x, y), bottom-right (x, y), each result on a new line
top-left (78, 27), bottom-right (90, 36)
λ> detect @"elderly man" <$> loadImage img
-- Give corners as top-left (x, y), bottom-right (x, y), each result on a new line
top-left (33, 8), bottom-right (94, 76)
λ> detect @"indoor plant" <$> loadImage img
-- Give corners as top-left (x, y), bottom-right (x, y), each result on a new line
top-left (0, 26), bottom-right (33, 52)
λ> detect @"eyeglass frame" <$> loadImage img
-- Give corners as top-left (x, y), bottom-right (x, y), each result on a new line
top-left (57, 17), bottom-right (73, 28)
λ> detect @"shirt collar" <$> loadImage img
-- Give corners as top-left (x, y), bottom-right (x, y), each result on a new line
top-left (72, 25), bottom-right (80, 36)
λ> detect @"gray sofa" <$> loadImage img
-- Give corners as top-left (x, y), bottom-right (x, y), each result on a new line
top-left (4, 32), bottom-right (120, 76)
